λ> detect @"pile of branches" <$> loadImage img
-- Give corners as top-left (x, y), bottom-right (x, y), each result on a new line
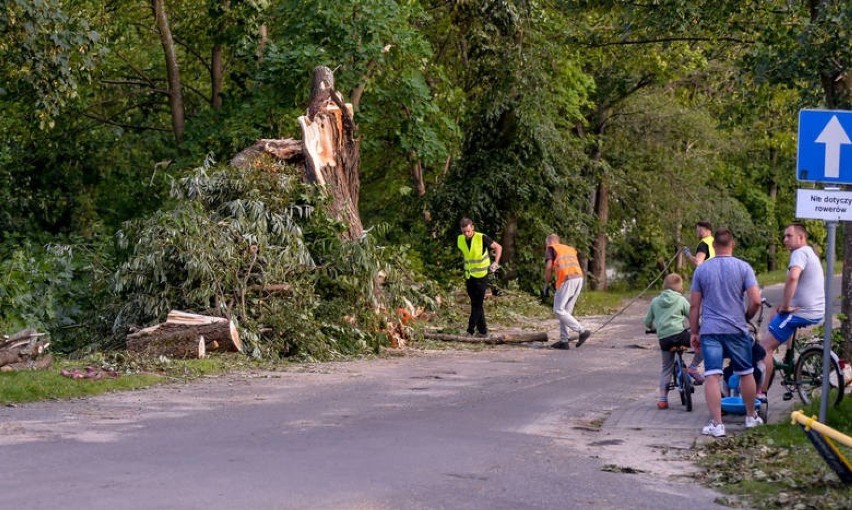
top-left (110, 160), bottom-right (440, 361)
top-left (0, 328), bottom-right (51, 371)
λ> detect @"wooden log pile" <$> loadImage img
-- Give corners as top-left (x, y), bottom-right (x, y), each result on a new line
top-left (0, 328), bottom-right (52, 371)
top-left (126, 311), bottom-right (242, 359)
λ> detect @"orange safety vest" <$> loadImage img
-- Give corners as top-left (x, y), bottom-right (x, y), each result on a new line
top-left (551, 243), bottom-right (583, 289)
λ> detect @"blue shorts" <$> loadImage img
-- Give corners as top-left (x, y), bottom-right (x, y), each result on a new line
top-left (701, 333), bottom-right (754, 376)
top-left (768, 313), bottom-right (822, 343)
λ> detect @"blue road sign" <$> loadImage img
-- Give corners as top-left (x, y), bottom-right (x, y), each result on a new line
top-left (797, 109), bottom-right (852, 184)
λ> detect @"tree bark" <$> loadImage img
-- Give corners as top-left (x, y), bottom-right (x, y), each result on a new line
top-left (211, 44), bottom-right (223, 109)
top-left (501, 214), bottom-right (518, 280)
top-left (126, 311), bottom-right (242, 356)
top-left (590, 177), bottom-right (609, 291)
top-left (409, 152), bottom-right (426, 197)
top-left (151, 0), bottom-right (185, 144)
top-left (767, 178), bottom-right (778, 272)
top-left (299, 65), bottom-right (363, 239)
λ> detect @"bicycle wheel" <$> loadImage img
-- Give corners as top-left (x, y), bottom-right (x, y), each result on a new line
top-left (674, 362), bottom-right (686, 406)
top-left (681, 360), bottom-right (693, 412)
top-left (794, 347), bottom-right (845, 407)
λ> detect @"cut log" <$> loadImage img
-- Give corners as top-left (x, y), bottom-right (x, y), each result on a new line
top-left (126, 329), bottom-right (206, 359)
top-left (0, 328), bottom-right (50, 370)
top-left (423, 330), bottom-right (548, 345)
top-left (126, 311), bottom-right (241, 357)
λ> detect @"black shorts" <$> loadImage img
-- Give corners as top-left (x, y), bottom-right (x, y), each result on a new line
top-left (658, 329), bottom-right (690, 352)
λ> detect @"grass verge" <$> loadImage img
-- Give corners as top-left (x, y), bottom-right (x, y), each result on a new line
top-left (696, 397), bottom-right (852, 509)
top-left (0, 353), bottom-right (253, 405)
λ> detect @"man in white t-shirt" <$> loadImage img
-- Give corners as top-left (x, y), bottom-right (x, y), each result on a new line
top-left (758, 223), bottom-right (825, 399)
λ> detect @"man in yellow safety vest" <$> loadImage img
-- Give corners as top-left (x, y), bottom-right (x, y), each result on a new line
top-left (457, 217), bottom-right (502, 337)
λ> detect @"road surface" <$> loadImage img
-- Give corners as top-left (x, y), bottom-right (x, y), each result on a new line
top-left (0, 279), bottom-right (837, 509)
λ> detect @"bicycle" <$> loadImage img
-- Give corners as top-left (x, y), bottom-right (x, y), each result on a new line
top-left (647, 330), bottom-right (694, 412)
top-left (759, 300), bottom-right (845, 408)
top-left (669, 344), bottom-right (694, 412)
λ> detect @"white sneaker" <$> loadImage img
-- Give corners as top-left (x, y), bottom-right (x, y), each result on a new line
top-left (702, 421), bottom-right (726, 437)
top-left (745, 414), bottom-right (763, 428)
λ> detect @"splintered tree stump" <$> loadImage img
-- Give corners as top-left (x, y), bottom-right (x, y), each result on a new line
top-left (126, 311), bottom-right (241, 358)
top-left (298, 65), bottom-right (363, 239)
top-left (231, 65), bottom-right (364, 240)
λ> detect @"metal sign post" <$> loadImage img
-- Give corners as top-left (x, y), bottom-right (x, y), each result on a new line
top-left (821, 221), bottom-right (836, 423)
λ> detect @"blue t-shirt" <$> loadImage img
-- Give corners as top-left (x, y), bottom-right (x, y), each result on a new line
top-left (691, 255), bottom-right (758, 335)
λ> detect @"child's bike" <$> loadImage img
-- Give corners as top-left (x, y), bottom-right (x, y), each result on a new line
top-left (669, 344), bottom-right (694, 412)
top-left (648, 329), bottom-right (694, 412)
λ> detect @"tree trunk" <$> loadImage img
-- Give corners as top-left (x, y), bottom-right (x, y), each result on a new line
top-left (298, 66), bottom-right (363, 239)
top-left (767, 178), bottom-right (778, 272)
top-left (842, 222), bottom-right (852, 360)
top-left (409, 151), bottom-right (426, 197)
top-left (126, 311), bottom-right (242, 356)
top-left (211, 44), bottom-right (223, 109)
top-left (151, 0), bottom-right (185, 144)
top-left (590, 177), bottom-right (609, 290)
top-left (500, 214), bottom-right (518, 280)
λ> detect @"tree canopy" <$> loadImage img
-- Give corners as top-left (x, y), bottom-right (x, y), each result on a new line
top-left (0, 0), bottom-right (848, 355)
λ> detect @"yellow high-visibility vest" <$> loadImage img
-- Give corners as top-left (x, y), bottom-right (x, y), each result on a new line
top-left (457, 233), bottom-right (490, 279)
top-left (701, 235), bottom-right (715, 259)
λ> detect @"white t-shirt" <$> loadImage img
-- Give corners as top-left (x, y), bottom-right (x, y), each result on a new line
top-left (790, 245), bottom-right (825, 320)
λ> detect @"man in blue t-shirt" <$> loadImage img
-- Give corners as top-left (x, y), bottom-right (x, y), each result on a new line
top-left (689, 228), bottom-right (763, 438)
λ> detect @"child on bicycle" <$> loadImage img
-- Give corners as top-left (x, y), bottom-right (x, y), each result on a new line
top-left (644, 273), bottom-right (704, 409)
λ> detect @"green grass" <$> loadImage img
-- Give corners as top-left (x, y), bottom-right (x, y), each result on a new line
top-left (0, 369), bottom-right (163, 404)
top-left (756, 268), bottom-right (789, 287)
top-left (697, 396), bottom-right (852, 509)
top-left (0, 354), bottom-right (254, 405)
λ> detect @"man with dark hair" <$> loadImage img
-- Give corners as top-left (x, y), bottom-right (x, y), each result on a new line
top-left (690, 228), bottom-right (763, 437)
top-left (758, 223), bottom-right (825, 399)
top-left (457, 218), bottom-right (502, 337)
top-left (686, 221), bottom-right (715, 267)
top-left (682, 220), bottom-right (715, 383)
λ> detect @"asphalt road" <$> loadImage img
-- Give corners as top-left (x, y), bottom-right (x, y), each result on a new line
top-left (0, 277), bottom-right (839, 510)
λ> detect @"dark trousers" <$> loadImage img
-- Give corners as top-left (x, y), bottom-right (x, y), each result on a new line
top-left (465, 276), bottom-right (489, 334)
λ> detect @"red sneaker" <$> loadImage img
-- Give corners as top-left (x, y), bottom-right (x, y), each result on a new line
top-left (657, 400), bottom-right (669, 410)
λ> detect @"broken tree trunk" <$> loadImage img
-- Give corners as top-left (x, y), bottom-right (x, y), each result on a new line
top-left (230, 66), bottom-right (364, 240)
top-left (423, 330), bottom-right (548, 345)
top-left (126, 311), bottom-right (241, 358)
top-left (298, 65), bottom-right (363, 239)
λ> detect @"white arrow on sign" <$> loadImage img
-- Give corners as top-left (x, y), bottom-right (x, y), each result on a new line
top-left (815, 115), bottom-right (851, 178)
